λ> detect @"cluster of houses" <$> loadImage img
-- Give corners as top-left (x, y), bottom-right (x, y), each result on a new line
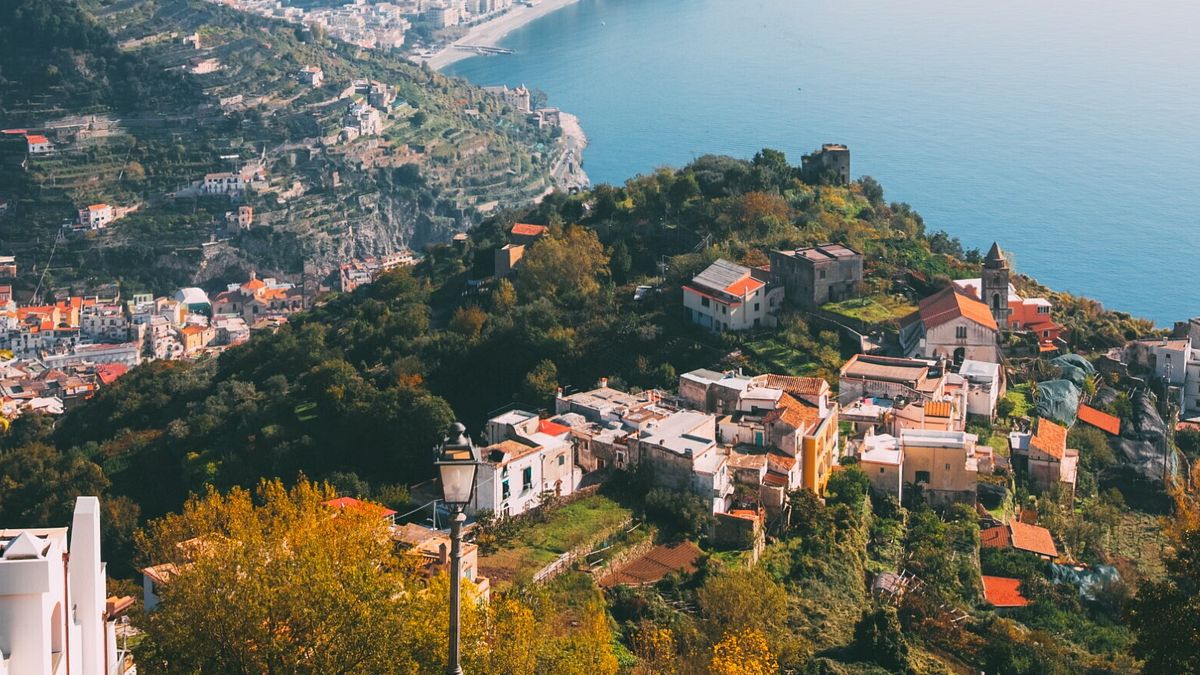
top-left (451, 368), bottom-right (840, 546)
top-left (1121, 317), bottom-right (1200, 424)
top-left (0, 270), bottom-right (313, 423)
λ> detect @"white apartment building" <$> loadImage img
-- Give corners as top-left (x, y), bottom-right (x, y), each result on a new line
top-left (0, 496), bottom-right (134, 675)
top-left (470, 410), bottom-right (580, 518)
top-left (77, 204), bottom-right (114, 229)
top-left (683, 259), bottom-right (783, 332)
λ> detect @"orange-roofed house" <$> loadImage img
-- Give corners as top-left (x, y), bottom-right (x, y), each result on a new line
top-left (981, 575), bottom-right (1032, 609)
top-left (683, 259), bottom-right (783, 332)
top-left (1077, 404), bottom-right (1121, 436)
top-left (1011, 417), bottom-right (1079, 498)
top-left (509, 222), bottom-right (548, 245)
top-left (981, 519), bottom-right (1059, 559)
top-left (24, 134), bottom-right (52, 154)
top-left (899, 285), bottom-right (1001, 365)
top-left (77, 203), bottom-right (114, 229)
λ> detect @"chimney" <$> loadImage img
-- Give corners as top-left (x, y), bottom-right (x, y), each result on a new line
top-left (555, 387), bottom-right (563, 398)
top-left (438, 541), bottom-right (448, 565)
top-left (599, 377), bottom-right (608, 389)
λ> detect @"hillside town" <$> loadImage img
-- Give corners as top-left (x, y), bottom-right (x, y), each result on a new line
top-left (0, 249), bottom-right (416, 426)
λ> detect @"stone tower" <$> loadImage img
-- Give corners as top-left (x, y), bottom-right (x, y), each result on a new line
top-left (981, 242), bottom-right (1011, 329)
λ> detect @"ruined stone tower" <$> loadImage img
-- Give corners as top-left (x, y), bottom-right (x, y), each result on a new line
top-left (981, 242), bottom-right (1011, 329)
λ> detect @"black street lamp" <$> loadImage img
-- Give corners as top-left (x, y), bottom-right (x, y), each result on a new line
top-left (434, 422), bottom-right (479, 675)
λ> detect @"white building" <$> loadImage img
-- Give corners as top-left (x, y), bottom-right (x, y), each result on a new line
top-left (77, 204), bottom-right (114, 229)
top-left (299, 65), bottom-right (324, 87)
top-left (81, 304), bottom-right (130, 343)
top-left (682, 259), bottom-right (783, 332)
top-left (25, 134), bottom-right (53, 155)
top-left (470, 410), bottom-right (580, 518)
top-left (899, 286), bottom-right (1001, 364)
top-left (203, 172), bottom-right (245, 195)
top-left (957, 359), bottom-right (1004, 419)
top-left (0, 496), bottom-right (134, 675)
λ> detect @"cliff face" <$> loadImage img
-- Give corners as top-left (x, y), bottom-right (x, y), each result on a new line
top-left (2, 0), bottom-right (563, 294)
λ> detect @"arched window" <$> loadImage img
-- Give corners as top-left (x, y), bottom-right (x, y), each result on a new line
top-left (992, 292), bottom-right (1002, 310)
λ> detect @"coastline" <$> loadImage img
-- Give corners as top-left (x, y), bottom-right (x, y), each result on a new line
top-left (423, 0), bottom-right (583, 71)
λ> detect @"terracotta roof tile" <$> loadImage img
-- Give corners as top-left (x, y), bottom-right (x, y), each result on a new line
top-left (764, 393), bottom-right (820, 431)
top-left (1077, 404), bottom-right (1120, 436)
top-left (903, 286), bottom-right (998, 331)
top-left (725, 276), bottom-right (764, 296)
top-left (763, 374), bottom-right (828, 397)
top-left (980, 525), bottom-right (1011, 549)
top-left (1009, 520), bottom-right (1059, 558)
top-left (510, 223), bottom-right (547, 237)
top-left (537, 418), bottom-right (571, 436)
top-left (981, 575), bottom-right (1031, 607)
top-left (925, 400), bottom-right (952, 418)
top-left (1031, 418), bottom-right (1068, 460)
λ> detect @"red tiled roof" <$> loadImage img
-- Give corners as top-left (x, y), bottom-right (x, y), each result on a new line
top-left (763, 392), bottom-right (821, 431)
top-left (95, 363), bottom-right (128, 385)
top-left (1009, 520), bottom-right (1059, 558)
top-left (925, 400), bottom-right (952, 418)
top-left (1031, 418), bottom-right (1068, 460)
top-left (980, 525), bottom-right (1011, 549)
top-left (724, 276), bottom-right (764, 297)
top-left (1077, 404), bottom-right (1120, 436)
top-left (537, 418), bottom-right (571, 436)
top-left (25, 134), bottom-right (50, 145)
top-left (903, 286), bottom-right (998, 331)
top-left (763, 374), bottom-right (828, 396)
top-left (510, 223), bottom-right (547, 237)
top-left (322, 496), bottom-right (397, 518)
top-left (981, 576), bottom-right (1031, 608)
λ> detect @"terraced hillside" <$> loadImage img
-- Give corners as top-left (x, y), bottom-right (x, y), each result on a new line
top-left (0, 0), bottom-right (564, 296)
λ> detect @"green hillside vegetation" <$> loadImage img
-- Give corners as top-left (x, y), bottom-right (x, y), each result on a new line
top-left (0, 150), bottom-right (1180, 671)
top-left (0, 0), bottom-right (562, 295)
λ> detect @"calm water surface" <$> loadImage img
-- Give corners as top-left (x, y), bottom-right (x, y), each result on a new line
top-left (447, 0), bottom-right (1200, 324)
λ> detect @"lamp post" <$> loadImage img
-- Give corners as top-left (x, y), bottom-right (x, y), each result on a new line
top-left (435, 422), bottom-right (479, 675)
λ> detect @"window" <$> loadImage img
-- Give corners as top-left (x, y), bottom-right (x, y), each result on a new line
top-left (701, 296), bottom-right (710, 308)
top-left (819, 270), bottom-right (826, 279)
top-left (1043, 330), bottom-right (1050, 338)
top-left (721, 305), bottom-right (727, 314)
top-left (944, 463), bottom-right (951, 470)
top-left (522, 467), bottom-right (533, 491)
top-left (1038, 305), bottom-right (1050, 314)
top-left (501, 480), bottom-right (510, 499)
top-left (879, 467), bottom-right (885, 474)
top-left (915, 470), bottom-right (931, 484)
top-left (955, 326), bottom-right (967, 339)
top-left (557, 454), bottom-right (565, 466)
top-left (992, 293), bottom-right (1003, 310)
top-left (754, 303), bottom-right (760, 311)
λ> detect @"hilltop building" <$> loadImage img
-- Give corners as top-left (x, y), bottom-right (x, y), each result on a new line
top-left (800, 143), bottom-right (850, 186)
top-left (953, 242), bottom-right (1061, 348)
top-left (899, 286), bottom-right (1000, 364)
top-left (483, 84), bottom-right (532, 114)
top-left (769, 244), bottom-right (863, 310)
top-left (682, 259), bottom-right (782, 332)
top-left (0, 496), bottom-right (135, 674)
top-left (1009, 418), bottom-right (1078, 499)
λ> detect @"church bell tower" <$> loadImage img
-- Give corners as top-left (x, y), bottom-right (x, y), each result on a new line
top-left (981, 242), bottom-right (1011, 329)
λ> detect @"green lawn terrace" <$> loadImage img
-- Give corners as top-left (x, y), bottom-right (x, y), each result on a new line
top-left (822, 293), bottom-right (916, 327)
top-left (476, 493), bottom-right (640, 589)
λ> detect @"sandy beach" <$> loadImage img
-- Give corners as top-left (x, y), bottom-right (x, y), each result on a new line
top-left (424, 0), bottom-right (583, 71)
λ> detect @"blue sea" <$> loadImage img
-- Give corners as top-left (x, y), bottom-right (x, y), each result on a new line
top-left (447, 0), bottom-right (1200, 325)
